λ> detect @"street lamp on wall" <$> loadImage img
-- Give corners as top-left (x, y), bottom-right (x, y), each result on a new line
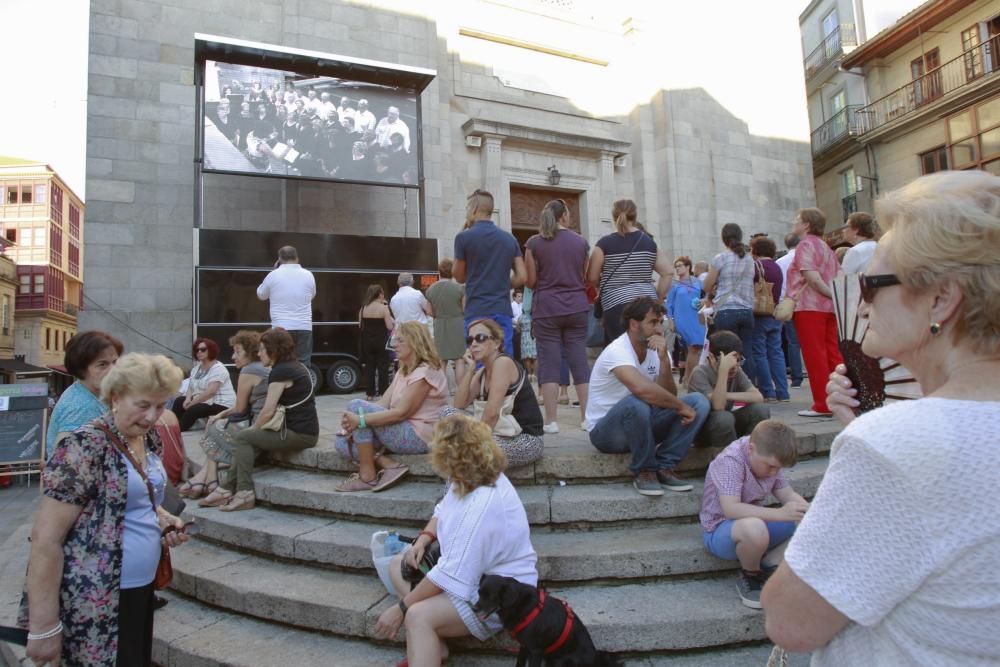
top-left (547, 165), bottom-right (561, 186)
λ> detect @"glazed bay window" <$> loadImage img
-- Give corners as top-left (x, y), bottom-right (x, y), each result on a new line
top-left (946, 95), bottom-right (1000, 173)
top-left (920, 146), bottom-right (949, 174)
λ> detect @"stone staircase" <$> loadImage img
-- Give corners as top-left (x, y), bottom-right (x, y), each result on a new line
top-left (148, 392), bottom-right (838, 666)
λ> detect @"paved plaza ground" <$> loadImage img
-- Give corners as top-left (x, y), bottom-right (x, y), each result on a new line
top-left (0, 379), bottom-right (828, 666)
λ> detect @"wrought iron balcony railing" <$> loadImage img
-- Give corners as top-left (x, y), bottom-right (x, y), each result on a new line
top-left (811, 105), bottom-right (863, 156)
top-left (804, 24), bottom-right (857, 81)
top-left (857, 34), bottom-right (1000, 135)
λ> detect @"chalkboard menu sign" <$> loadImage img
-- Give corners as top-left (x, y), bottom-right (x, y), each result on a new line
top-left (0, 384), bottom-right (48, 466)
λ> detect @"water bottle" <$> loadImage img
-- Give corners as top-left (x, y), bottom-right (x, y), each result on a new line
top-left (384, 532), bottom-right (404, 557)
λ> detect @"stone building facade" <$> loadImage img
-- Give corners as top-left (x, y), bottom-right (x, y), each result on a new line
top-left (81, 0), bottom-right (814, 357)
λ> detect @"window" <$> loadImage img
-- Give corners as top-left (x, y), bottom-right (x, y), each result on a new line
top-left (7, 187), bottom-right (17, 204)
top-left (945, 94), bottom-right (1000, 170)
top-left (18, 274), bottom-right (29, 294)
top-left (5, 228), bottom-right (15, 243)
top-left (962, 24), bottom-right (985, 81)
top-left (34, 273), bottom-right (44, 294)
top-left (34, 184), bottom-right (46, 205)
top-left (841, 167), bottom-right (857, 196)
top-left (912, 48), bottom-right (942, 105)
top-left (50, 225), bottom-right (62, 265)
top-left (830, 90), bottom-right (846, 116)
top-left (68, 241), bottom-right (80, 277)
top-left (2, 295), bottom-right (9, 336)
top-left (62, 330), bottom-right (68, 349)
top-left (20, 185), bottom-right (32, 204)
top-left (45, 328), bottom-right (50, 350)
top-left (50, 184), bottom-right (63, 226)
top-left (33, 228), bottom-right (45, 247)
top-left (68, 203), bottom-right (80, 238)
top-left (920, 146), bottom-right (949, 174)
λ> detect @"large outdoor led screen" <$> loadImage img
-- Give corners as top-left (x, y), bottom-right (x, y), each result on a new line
top-left (203, 59), bottom-right (419, 186)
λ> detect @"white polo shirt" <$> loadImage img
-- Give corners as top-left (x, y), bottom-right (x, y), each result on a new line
top-left (390, 285), bottom-right (430, 327)
top-left (256, 263), bottom-right (316, 331)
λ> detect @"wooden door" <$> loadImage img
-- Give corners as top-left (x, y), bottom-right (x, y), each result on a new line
top-left (509, 187), bottom-right (581, 251)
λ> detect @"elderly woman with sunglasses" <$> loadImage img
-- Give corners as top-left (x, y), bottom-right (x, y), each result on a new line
top-left (445, 318), bottom-right (544, 467)
top-left (170, 338), bottom-right (236, 432)
top-left (763, 171), bottom-right (1000, 665)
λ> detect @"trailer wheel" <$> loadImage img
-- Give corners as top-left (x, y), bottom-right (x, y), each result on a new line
top-left (327, 360), bottom-right (360, 394)
top-left (307, 363), bottom-right (324, 393)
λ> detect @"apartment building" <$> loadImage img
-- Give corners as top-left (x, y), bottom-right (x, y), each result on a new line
top-left (0, 158), bottom-right (84, 368)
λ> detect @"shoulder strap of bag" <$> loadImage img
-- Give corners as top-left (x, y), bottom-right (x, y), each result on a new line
top-left (95, 423), bottom-right (157, 510)
top-left (598, 232), bottom-right (645, 293)
top-left (285, 365), bottom-right (316, 410)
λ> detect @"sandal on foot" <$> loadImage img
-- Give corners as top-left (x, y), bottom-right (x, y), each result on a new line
top-left (198, 489), bottom-right (233, 507)
top-left (372, 465), bottom-right (409, 492)
top-left (204, 479), bottom-right (219, 495)
top-left (219, 490), bottom-right (255, 512)
top-left (334, 473), bottom-right (378, 492)
top-left (178, 480), bottom-right (207, 498)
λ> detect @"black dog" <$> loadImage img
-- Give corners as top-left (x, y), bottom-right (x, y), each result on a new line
top-left (475, 574), bottom-right (620, 667)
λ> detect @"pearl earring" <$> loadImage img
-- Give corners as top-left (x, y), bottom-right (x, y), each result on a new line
top-left (929, 322), bottom-right (942, 335)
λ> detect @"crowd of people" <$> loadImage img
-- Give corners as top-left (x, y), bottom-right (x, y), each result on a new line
top-left (22, 172), bottom-right (1000, 666)
top-left (208, 80), bottom-right (415, 183)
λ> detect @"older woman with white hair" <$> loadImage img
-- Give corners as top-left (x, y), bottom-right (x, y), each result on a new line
top-left (762, 171), bottom-right (1000, 665)
top-left (21, 354), bottom-right (190, 666)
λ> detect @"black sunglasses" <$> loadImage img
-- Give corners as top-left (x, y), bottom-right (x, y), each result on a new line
top-left (859, 273), bottom-right (901, 304)
top-left (465, 333), bottom-right (493, 346)
top-left (196, 347), bottom-right (208, 352)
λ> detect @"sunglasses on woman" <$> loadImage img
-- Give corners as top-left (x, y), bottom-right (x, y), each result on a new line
top-left (465, 333), bottom-right (493, 346)
top-left (859, 273), bottom-right (901, 304)
top-left (196, 347), bottom-right (208, 352)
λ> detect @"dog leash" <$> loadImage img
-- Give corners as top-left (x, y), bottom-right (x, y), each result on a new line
top-left (509, 589), bottom-right (576, 655)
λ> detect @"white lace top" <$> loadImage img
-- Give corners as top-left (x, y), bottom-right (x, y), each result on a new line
top-left (785, 398), bottom-right (1000, 666)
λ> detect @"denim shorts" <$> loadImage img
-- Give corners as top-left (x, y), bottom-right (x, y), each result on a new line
top-left (702, 519), bottom-right (797, 561)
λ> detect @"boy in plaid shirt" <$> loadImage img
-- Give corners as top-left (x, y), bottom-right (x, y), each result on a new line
top-left (700, 420), bottom-right (808, 608)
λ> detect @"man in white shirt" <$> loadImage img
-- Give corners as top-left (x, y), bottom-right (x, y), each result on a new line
top-left (336, 96), bottom-right (356, 125)
top-left (354, 99), bottom-right (376, 136)
top-left (585, 297), bottom-right (709, 497)
top-left (775, 233), bottom-right (803, 387)
top-left (374, 106), bottom-right (410, 152)
top-left (256, 246), bottom-right (317, 366)
top-left (317, 92), bottom-right (337, 121)
top-left (389, 272), bottom-right (432, 330)
top-left (840, 211), bottom-right (878, 275)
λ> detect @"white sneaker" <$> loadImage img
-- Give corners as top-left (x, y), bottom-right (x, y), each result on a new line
top-left (580, 421), bottom-right (589, 432)
top-left (543, 422), bottom-right (560, 434)
top-left (797, 409), bottom-right (833, 418)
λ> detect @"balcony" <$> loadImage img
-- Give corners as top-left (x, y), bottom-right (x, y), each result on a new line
top-left (804, 24), bottom-right (857, 81)
top-left (811, 105), bottom-right (863, 156)
top-left (857, 34), bottom-right (1000, 136)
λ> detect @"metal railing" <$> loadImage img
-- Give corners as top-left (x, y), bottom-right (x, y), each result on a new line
top-left (842, 193), bottom-right (858, 221)
top-left (857, 34), bottom-right (1000, 135)
top-left (811, 105), bottom-right (863, 156)
top-left (804, 24), bottom-right (857, 80)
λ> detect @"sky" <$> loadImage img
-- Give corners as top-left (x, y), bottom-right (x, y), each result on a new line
top-left (0, 0), bottom-right (925, 201)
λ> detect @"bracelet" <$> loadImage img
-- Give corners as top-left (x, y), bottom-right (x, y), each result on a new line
top-left (418, 530), bottom-right (437, 544)
top-left (398, 599), bottom-right (408, 616)
top-left (358, 408), bottom-right (366, 429)
top-left (27, 621), bottom-right (63, 640)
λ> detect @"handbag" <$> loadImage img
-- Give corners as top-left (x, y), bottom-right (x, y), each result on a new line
top-left (94, 423), bottom-right (173, 590)
top-left (774, 284), bottom-right (804, 322)
top-left (594, 232), bottom-right (645, 319)
top-left (472, 362), bottom-right (526, 437)
top-left (752, 260), bottom-right (776, 316)
top-left (260, 366), bottom-right (316, 438)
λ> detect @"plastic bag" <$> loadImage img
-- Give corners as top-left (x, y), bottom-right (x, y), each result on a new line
top-left (371, 530), bottom-right (405, 595)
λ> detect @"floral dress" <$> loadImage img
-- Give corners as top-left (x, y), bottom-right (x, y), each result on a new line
top-left (18, 414), bottom-right (163, 666)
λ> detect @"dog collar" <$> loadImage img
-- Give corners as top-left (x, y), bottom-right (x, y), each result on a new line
top-left (509, 589), bottom-right (576, 655)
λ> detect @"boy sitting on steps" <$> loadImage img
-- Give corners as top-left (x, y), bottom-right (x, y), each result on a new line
top-left (699, 420), bottom-right (809, 609)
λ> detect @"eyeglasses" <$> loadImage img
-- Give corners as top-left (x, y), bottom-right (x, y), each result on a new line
top-left (465, 333), bottom-right (493, 346)
top-left (196, 347), bottom-right (208, 352)
top-left (859, 273), bottom-right (901, 304)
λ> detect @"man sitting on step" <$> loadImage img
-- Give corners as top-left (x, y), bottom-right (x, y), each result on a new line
top-left (688, 330), bottom-right (770, 449)
top-left (585, 297), bottom-right (709, 497)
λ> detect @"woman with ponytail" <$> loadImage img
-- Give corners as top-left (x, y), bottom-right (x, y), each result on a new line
top-left (587, 199), bottom-right (673, 344)
top-left (703, 223), bottom-right (757, 384)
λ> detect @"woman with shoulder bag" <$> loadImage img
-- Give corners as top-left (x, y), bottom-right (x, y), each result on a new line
top-left (21, 354), bottom-right (189, 667)
top-left (445, 318), bottom-right (544, 467)
top-left (703, 223), bottom-right (757, 385)
top-left (199, 327), bottom-right (318, 511)
top-left (749, 236), bottom-right (789, 402)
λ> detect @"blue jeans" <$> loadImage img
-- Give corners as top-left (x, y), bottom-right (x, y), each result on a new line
top-left (465, 313), bottom-right (514, 357)
top-left (714, 308), bottom-right (756, 384)
top-left (783, 320), bottom-right (804, 385)
top-left (751, 317), bottom-right (789, 400)
top-left (589, 393), bottom-right (709, 474)
top-left (703, 519), bottom-right (797, 561)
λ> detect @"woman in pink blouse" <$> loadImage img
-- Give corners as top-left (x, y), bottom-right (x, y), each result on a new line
top-left (333, 321), bottom-right (448, 492)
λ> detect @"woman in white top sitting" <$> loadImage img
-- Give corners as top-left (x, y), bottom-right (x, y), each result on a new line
top-left (374, 415), bottom-right (538, 667)
top-left (762, 171), bottom-right (1000, 665)
top-left (170, 337), bottom-right (236, 431)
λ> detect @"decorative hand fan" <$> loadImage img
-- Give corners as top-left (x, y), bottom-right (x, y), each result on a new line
top-left (831, 275), bottom-right (922, 415)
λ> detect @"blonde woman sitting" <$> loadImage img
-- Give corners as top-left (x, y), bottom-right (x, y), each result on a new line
top-left (334, 321), bottom-right (448, 492)
top-left (374, 415), bottom-right (538, 667)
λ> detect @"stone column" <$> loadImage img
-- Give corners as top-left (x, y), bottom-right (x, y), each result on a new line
top-left (598, 150), bottom-right (617, 229)
top-left (480, 134), bottom-right (507, 229)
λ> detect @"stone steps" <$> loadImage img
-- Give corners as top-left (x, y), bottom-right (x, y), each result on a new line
top-left (152, 593), bottom-right (810, 666)
top-left (246, 457), bottom-right (827, 527)
top-left (168, 539), bottom-right (776, 654)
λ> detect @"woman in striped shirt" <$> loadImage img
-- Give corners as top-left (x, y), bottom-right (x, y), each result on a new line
top-left (587, 198), bottom-right (673, 344)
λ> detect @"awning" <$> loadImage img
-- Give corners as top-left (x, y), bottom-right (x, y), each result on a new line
top-left (0, 359), bottom-right (53, 377)
top-left (47, 364), bottom-right (72, 375)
